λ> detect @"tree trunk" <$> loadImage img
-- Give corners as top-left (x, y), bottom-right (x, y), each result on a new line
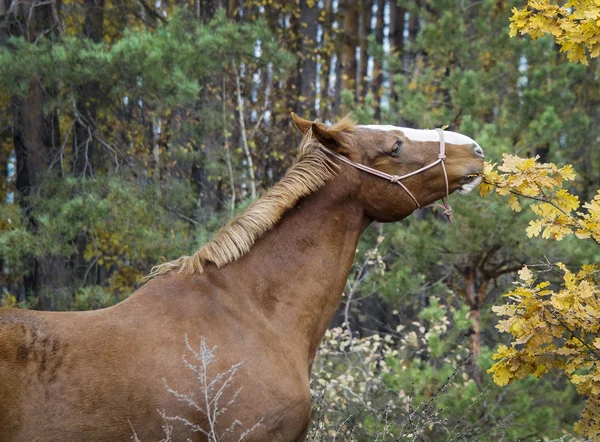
top-left (463, 269), bottom-right (482, 384)
top-left (13, 80), bottom-right (67, 309)
top-left (0, 135), bottom-right (7, 205)
top-left (227, 0), bottom-right (237, 18)
top-left (333, 10), bottom-right (344, 115)
top-left (357, 0), bottom-right (371, 103)
top-left (371, 0), bottom-right (385, 119)
top-left (318, 0), bottom-right (334, 119)
top-left (199, 0), bottom-right (218, 22)
top-left (10, 0), bottom-right (68, 309)
top-left (73, 0), bottom-right (104, 177)
top-left (71, 0), bottom-right (106, 293)
top-left (297, 0), bottom-right (319, 118)
top-left (469, 307), bottom-right (482, 378)
top-left (234, 66), bottom-right (256, 200)
top-left (341, 0), bottom-right (359, 101)
top-left (389, 0), bottom-right (406, 101)
top-left (406, 0), bottom-right (420, 70)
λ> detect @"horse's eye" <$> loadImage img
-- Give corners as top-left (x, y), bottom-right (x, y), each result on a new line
top-left (391, 140), bottom-right (402, 157)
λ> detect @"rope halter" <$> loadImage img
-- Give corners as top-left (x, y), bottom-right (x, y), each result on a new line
top-left (320, 128), bottom-right (453, 222)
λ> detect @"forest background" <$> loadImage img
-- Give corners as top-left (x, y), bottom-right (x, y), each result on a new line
top-left (2, 0), bottom-right (600, 440)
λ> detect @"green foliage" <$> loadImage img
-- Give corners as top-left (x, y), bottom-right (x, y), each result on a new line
top-left (0, 176), bottom-right (196, 300)
top-left (310, 298), bottom-right (581, 441)
top-left (0, 10), bottom-right (293, 108)
top-left (338, 1), bottom-right (600, 437)
top-left (2, 0), bottom-right (598, 438)
top-left (482, 155), bottom-right (600, 439)
top-left (73, 286), bottom-right (117, 310)
top-left (0, 226), bottom-right (40, 270)
top-left (0, 8), bottom-right (294, 307)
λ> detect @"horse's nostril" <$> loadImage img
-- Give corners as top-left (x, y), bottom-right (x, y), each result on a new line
top-left (473, 145), bottom-right (484, 157)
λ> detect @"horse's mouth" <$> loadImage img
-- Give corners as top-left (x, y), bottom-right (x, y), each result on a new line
top-left (457, 175), bottom-right (482, 195)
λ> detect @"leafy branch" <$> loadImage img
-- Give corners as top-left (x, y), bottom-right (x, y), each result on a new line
top-left (481, 154), bottom-right (600, 439)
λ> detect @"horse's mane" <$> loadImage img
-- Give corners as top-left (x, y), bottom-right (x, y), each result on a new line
top-left (145, 116), bottom-right (355, 278)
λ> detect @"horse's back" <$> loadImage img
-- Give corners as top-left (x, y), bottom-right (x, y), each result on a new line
top-left (0, 308), bottom-right (60, 440)
top-left (0, 282), bottom-right (226, 441)
top-left (0, 272), bottom-right (313, 441)
top-left (0, 307), bottom-right (141, 441)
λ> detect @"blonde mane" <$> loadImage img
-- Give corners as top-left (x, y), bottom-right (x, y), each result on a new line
top-left (146, 117), bottom-right (355, 278)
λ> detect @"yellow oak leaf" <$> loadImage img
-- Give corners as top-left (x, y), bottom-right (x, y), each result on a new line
top-left (518, 266), bottom-right (534, 283)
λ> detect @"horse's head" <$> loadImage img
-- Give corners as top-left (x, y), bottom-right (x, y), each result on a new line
top-left (292, 114), bottom-right (485, 222)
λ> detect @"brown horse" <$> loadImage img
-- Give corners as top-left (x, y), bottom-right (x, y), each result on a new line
top-left (0, 114), bottom-right (484, 441)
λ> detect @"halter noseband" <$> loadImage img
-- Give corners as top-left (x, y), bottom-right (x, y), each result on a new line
top-left (320, 128), bottom-right (453, 222)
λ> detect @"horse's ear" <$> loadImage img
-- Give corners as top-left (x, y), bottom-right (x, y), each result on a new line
top-left (291, 112), bottom-right (312, 135)
top-left (311, 122), bottom-right (344, 152)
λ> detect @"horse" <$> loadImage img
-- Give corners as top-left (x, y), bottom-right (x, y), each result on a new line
top-left (0, 114), bottom-right (484, 441)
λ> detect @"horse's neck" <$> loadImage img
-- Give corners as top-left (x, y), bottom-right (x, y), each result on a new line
top-left (221, 179), bottom-right (369, 365)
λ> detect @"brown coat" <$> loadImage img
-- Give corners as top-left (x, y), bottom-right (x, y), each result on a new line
top-left (0, 115), bottom-right (484, 441)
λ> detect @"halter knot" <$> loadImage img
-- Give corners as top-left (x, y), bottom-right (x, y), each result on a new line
top-left (443, 206), bottom-right (453, 222)
top-left (320, 127), bottom-right (453, 223)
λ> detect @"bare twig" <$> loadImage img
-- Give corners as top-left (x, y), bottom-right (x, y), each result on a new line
top-left (165, 206), bottom-right (199, 226)
top-left (136, 0), bottom-right (167, 24)
top-left (158, 335), bottom-right (263, 442)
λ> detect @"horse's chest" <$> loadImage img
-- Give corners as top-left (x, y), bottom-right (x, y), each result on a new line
top-left (236, 388), bottom-right (312, 441)
top-left (158, 357), bottom-right (312, 441)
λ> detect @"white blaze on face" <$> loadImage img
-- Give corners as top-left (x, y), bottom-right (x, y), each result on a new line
top-left (359, 125), bottom-right (478, 147)
top-left (359, 124), bottom-right (484, 195)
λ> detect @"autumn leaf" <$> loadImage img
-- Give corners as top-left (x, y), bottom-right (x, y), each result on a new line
top-left (488, 363), bottom-right (512, 386)
top-left (482, 149), bottom-right (600, 438)
top-left (510, 1), bottom-right (600, 64)
top-left (518, 266), bottom-right (533, 283)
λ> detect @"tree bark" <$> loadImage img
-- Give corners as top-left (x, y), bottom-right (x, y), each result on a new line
top-left (341, 0), bottom-right (359, 100)
top-left (198, 0), bottom-right (218, 22)
top-left (463, 268), bottom-right (482, 384)
top-left (318, 0), bottom-right (334, 119)
top-left (72, 0), bottom-right (104, 178)
top-left (333, 11), bottom-right (344, 115)
top-left (234, 66), bottom-right (256, 200)
top-left (14, 80), bottom-right (67, 309)
top-left (297, 0), bottom-right (319, 118)
top-left (406, 0), bottom-right (420, 70)
top-left (227, 0), bottom-right (237, 18)
top-left (469, 307), bottom-right (482, 377)
top-left (0, 133), bottom-right (7, 205)
top-left (0, 137), bottom-right (7, 294)
top-left (357, 0), bottom-right (371, 103)
top-left (389, 0), bottom-right (406, 101)
top-left (71, 0), bottom-right (106, 295)
top-left (371, 0), bottom-right (385, 119)
top-left (10, 0), bottom-right (68, 309)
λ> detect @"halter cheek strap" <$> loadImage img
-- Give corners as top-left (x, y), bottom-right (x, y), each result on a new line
top-left (320, 128), bottom-right (453, 222)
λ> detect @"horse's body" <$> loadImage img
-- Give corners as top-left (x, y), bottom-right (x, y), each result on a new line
top-left (1, 273), bottom-right (314, 441)
top-left (0, 115), bottom-right (484, 441)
